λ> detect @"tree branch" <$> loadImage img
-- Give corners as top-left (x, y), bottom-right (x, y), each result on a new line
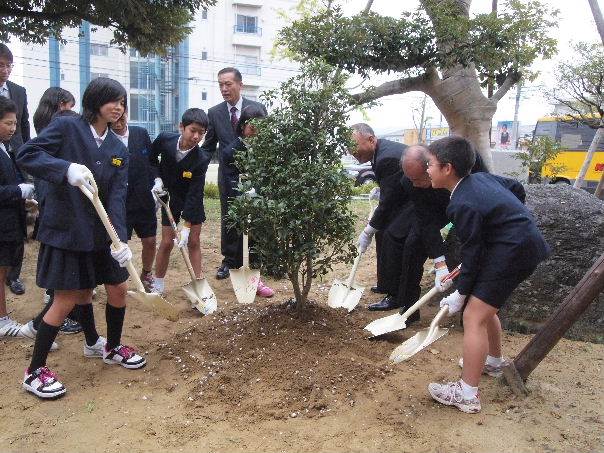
top-left (351, 73), bottom-right (431, 105)
top-left (490, 72), bottom-right (521, 102)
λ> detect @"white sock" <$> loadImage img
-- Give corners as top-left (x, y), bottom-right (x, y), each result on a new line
top-left (459, 379), bottom-right (479, 399)
top-left (153, 277), bottom-right (165, 292)
top-left (486, 355), bottom-right (504, 367)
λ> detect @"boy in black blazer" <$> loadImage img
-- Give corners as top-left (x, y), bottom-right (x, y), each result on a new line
top-left (149, 108), bottom-right (210, 294)
top-left (0, 97), bottom-right (34, 338)
top-left (424, 136), bottom-right (549, 414)
top-left (111, 112), bottom-right (157, 291)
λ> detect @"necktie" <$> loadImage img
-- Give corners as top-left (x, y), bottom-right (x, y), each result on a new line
top-left (230, 106), bottom-right (238, 132)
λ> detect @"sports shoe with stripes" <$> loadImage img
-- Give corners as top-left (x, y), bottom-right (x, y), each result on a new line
top-left (0, 318), bottom-right (25, 338)
top-left (103, 344), bottom-right (146, 369)
top-left (23, 366), bottom-right (66, 399)
top-left (19, 321), bottom-right (59, 351)
top-left (428, 381), bottom-right (481, 414)
top-left (458, 357), bottom-right (504, 378)
top-left (84, 336), bottom-right (107, 358)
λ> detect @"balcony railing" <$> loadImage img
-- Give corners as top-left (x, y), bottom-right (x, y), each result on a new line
top-left (233, 24), bottom-right (262, 36)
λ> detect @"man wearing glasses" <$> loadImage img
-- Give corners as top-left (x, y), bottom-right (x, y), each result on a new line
top-left (0, 43), bottom-right (30, 296)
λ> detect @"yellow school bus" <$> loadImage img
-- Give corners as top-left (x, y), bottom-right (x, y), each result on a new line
top-left (534, 116), bottom-right (604, 189)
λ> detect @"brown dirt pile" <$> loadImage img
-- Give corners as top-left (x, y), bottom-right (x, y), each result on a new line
top-left (165, 301), bottom-right (398, 420)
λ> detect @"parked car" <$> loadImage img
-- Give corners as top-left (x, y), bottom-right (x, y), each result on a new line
top-left (341, 155), bottom-right (376, 186)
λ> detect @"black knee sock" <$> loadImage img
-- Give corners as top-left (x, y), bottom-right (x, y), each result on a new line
top-left (79, 303), bottom-right (99, 346)
top-left (32, 300), bottom-right (53, 331)
top-left (105, 304), bottom-right (126, 350)
top-left (29, 320), bottom-right (60, 372)
top-left (66, 305), bottom-right (80, 322)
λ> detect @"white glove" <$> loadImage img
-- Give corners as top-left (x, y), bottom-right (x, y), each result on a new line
top-left (245, 187), bottom-right (257, 197)
top-left (358, 224), bottom-right (377, 253)
top-left (18, 183), bottom-right (35, 199)
top-left (434, 256), bottom-right (452, 292)
top-left (151, 178), bottom-right (164, 210)
top-left (111, 243), bottom-right (133, 268)
top-left (440, 290), bottom-right (466, 316)
top-left (369, 186), bottom-right (380, 201)
top-left (175, 225), bottom-right (190, 248)
top-left (66, 163), bottom-right (94, 192)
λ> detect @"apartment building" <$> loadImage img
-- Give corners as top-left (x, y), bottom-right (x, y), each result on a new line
top-left (8, 0), bottom-right (299, 138)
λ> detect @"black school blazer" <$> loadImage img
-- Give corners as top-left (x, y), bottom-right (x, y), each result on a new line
top-left (0, 148), bottom-right (26, 241)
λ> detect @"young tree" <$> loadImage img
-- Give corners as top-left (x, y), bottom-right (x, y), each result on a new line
top-left (228, 62), bottom-right (357, 310)
top-left (514, 136), bottom-right (564, 183)
top-left (279, 0), bottom-right (558, 169)
top-left (551, 42), bottom-right (604, 190)
top-left (0, 0), bottom-right (216, 55)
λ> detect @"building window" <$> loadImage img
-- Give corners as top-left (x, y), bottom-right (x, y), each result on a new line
top-left (201, 91), bottom-right (207, 101)
top-left (130, 61), bottom-right (151, 89)
top-left (236, 55), bottom-right (261, 76)
top-left (201, 8), bottom-right (208, 19)
top-left (90, 43), bottom-right (109, 56)
top-left (129, 94), bottom-right (155, 122)
top-left (60, 73), bottom-right (65, 81)
top-left (129, 48), bottom-right (140, 58)
top-left (201, 51), bottom-right (208, 60)
top-left (235, 15), bottom-right (260, 35)
top-left (90, 72), bottom-right (108, 80)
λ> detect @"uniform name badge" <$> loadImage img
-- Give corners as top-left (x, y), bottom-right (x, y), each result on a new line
top-left (111, 156), bottom-right (124, 167)
top-left (182, 170), bottom-right (192, 179)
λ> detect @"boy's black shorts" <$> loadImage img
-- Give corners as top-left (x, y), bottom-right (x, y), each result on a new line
top-left (0, 241), bottom-right (22, 267)
top-left (471, 265), bottom-right (537, 309)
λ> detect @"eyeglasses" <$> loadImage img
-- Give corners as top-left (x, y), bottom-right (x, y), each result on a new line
top-left (0, 63), bottom-right (14, 71)
top-left (426, 161), bottom-right (448, 168)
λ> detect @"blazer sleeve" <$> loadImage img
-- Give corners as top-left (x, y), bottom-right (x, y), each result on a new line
top-left (414, 201), bottom-right (447, 259)
top-left (492, 175), bottom-right (526, 203)
top-left (16, 119), bottom-right (70, 184)
top-left (149, 134), bottom-right (162, 179)
top-left (200, 110), bottom-right (218, 157)
top-left (0, 180), bottom-right (21, 205)
top-left (182, 158), bottom-right (207, 225)
top-left (142, 131), bottom-right (155, 186)
top-left (107, 152), bottom-right (129, 243)
top-left (369, 157), bottom-right (406, 230)
top-left (20, 88), bottom-right (31, 143)
top-left (449, 202), bottom-right (484, 296)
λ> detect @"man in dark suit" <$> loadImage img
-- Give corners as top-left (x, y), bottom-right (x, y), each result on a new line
top-left (350, 123), bottom-right (420, 311)
top-left (0, 43), bottom-right (30, 295)
top-left (201, 67), bottom-right (267, 279)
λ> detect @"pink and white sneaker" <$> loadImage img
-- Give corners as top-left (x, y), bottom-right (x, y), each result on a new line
top-left (23, 366), bottom-right (66, 399)
top-left (103, 344), bottom-right (146, 369)
top-left (256, 279), bottom-right (274, 298)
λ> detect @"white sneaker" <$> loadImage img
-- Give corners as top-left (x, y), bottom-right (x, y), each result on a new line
top-left (458, 357), bottom-right (505, 378)
top-left (103, 344), bottom-right (146, 369)
top-left (0, 318), bottom-right (25, 338)
top-left (23, 366), bottom-right (66, 399)
top-left (84, 336), bottom-right (107, 358)
top-left (428, 381), bottom-right (481, 414)
top-left (19, 321), bottom-right (59, 351)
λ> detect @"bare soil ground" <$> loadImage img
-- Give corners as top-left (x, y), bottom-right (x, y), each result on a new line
top-left (1, 200), bottom-right (602, 453)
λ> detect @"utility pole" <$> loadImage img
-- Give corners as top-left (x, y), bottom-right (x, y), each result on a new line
top-left (511, 81), bottom-right (522, 149)
top-left (418, 95), bottom-right (427, 143)
top-left (588, 0), bottom-right (604, 44)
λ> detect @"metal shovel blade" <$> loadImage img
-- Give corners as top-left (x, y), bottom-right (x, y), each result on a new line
top-left (182, 279), bottom-right (218, 315)
top-left (127, 290), bottom-right (179, 322)
top-left (230, 267), bottom-right (260, 305)
top-left (328, 278), bottom-right (365, 311)
top-left (389, 306), bottom-right (450, 363)
top-left (365, 312), bottom-right (408, 337)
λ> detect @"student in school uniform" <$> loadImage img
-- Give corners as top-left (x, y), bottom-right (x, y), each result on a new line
top-left (424, 136), bottom-right (550, 414)
top-left (0, 97), bottom-right (34, 338)
top-left (17, 77), bottom-right (146, 400)
top-left (218, 104), bottom-right (274, 297)
top-left (149, 108), bottom-right (210, 295)
top-left (111, 112), bottom-right (157, 292)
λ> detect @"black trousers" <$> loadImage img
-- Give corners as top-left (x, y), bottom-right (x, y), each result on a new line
top-left (218, 170), bottom-right (245, 268)
top-left (381, 229), bottom-right (427, 309)
top-left (375, 230), bottom-right (384, 288)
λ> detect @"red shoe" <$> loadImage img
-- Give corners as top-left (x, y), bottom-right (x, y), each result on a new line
top-left (256, 279), bottom-right (274, 298)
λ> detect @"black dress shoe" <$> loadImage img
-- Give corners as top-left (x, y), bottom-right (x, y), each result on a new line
top-left (370, 286), bottom-right (387, 294)
top-left (6, 278), bottom-right (25, 295)
top-left (216, 264), bottom-right (230, 280)
top-left (368, 295), bottom-right (400, 311)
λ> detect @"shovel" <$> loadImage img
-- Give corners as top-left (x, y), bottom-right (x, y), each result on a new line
top-left (327, 251), bottom-right (365, 311)
top-left (156, 193), bottom-right (217, 315)
top-left (389, 305), bottom-right (451, 363)
top-left (230, 219), bottom-right (260, 304)
top-left (364, 266), bottom-right (461, 337)
top-left (79, 177), bottom-right (179, 321)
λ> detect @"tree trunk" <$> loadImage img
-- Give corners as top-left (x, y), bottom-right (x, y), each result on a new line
top-left (425, 66), bottom-right (497, 170)
top-left (573, 124), bottom-right (604, 189)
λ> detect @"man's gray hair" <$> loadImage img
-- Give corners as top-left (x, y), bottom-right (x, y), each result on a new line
top-left (402, 144), bottom-right (429, 165)
top-left (351, 123), bottom-right (375, 137)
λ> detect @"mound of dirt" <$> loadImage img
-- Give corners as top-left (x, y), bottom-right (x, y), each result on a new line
top-left (164, 301), bottom-right (397, 420)
top-left (500, 184), bottom-right (604, 342)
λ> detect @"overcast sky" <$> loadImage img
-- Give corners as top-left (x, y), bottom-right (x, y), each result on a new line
top-left (339, 0), bottom-right (602, 133)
